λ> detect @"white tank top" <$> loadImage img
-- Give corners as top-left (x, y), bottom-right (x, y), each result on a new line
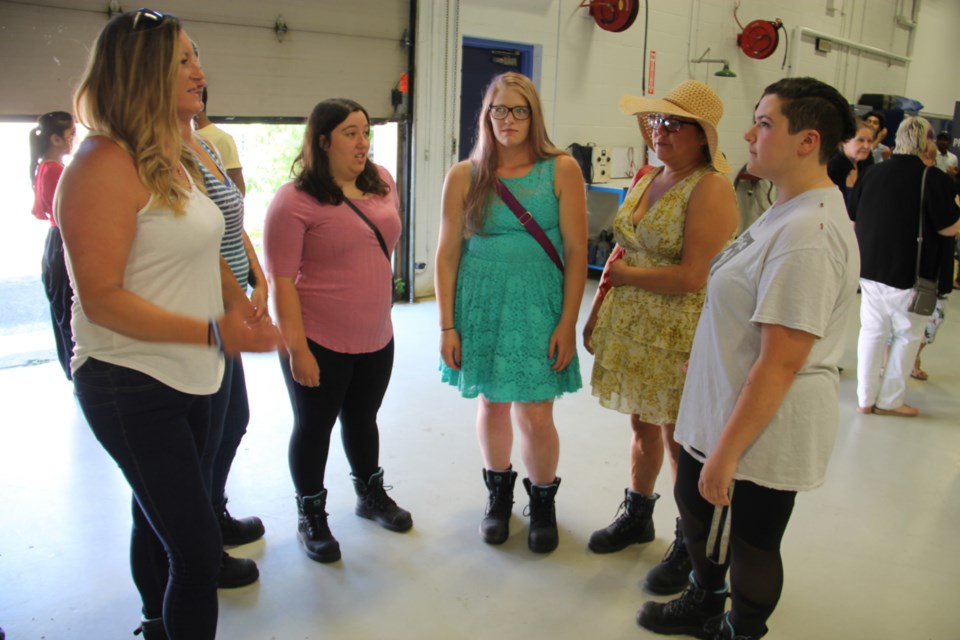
top-left (70, 179), bottom-right (225, 394)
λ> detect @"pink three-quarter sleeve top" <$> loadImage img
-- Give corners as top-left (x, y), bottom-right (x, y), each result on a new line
top-left (264, 165), bottom-right (401, 354)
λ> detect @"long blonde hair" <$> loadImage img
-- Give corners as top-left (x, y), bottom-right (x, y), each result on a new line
top-left (73, 10), bottom-right (201, 214)
top-left (463, 72), bottom-right (564, 235)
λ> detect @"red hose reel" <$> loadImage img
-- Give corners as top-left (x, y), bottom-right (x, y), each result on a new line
top-left (580, 0), bottom-right (640, 33)
top-left (737, 18), bottom-right (783, 60)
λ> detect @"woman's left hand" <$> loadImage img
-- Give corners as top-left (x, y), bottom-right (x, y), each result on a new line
top-left (548, 320), bottom-right (576, 372)
top-left (607, 259), bottom-right (632, 288)
top-left (698, 450), bottom-right (737, 507)
top-left (250, 284), bottom-right (269, 322)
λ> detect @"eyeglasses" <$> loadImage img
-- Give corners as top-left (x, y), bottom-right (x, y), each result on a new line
top-left (489, 105), bottom-right (531, 121)
top-left (132, 8), bottom-right (169, 31)
top-left (646, 114), bottom-right (697, 133)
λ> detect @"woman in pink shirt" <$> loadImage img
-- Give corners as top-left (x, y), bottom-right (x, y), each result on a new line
top-left (264, 98), bottom-right (412, 564)
top-left (30, 111), bottom-right (76, 380)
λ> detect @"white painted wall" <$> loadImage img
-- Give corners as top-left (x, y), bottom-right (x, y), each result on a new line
top-left (411, 0), bottom-right (943, 298)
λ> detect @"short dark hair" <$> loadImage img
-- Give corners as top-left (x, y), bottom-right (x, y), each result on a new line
top-left (936, 131), bottom-right (950, 142)
top-left (761, 77), bottom-right (856, 164)
top-left (292, 98), bottom-right (389, 205)
top-left (865, 110), bottom-right (886, 130)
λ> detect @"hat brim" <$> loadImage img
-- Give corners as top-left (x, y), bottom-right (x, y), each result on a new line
top-left (619, 94), bottom-right (731, 174)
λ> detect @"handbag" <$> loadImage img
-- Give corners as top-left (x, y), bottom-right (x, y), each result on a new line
top-left (493, 179), bottom-right (564, 272)
top-left (907, 167), bottom-right (939, 316)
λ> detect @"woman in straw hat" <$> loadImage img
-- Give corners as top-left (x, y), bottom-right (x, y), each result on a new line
top-left (582, 80), bottom-right (737, 594)
top-left (638, 77), bottom-right (860, 640)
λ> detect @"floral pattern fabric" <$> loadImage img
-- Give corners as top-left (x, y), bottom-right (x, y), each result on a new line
top-left (591, 165), bottom-right (720, 424)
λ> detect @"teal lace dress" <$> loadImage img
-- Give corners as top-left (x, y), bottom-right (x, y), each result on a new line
top-left (440, 157), bottom-right (582, 402)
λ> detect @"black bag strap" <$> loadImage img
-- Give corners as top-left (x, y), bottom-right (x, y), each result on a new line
top-left (342, 195), bottom-right (390, 262)
top-left (493, 179), bottom-right (564, 272)
top-left (913, 167), bottom-right (930, 284)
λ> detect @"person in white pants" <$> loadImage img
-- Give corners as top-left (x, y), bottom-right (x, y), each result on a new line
top-left (849, 116), bottom-right (960, 417)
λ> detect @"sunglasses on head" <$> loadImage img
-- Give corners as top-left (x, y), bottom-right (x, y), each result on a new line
top-left (132, 8), bottom-right (169, 31)
top-left (646, 114), bottom-right (697, 133)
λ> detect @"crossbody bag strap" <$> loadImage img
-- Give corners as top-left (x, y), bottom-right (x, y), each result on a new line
top-left (493, 179), bottom-right (564, 272)
top-left (342, 195), bottom-right (390, 262)
top-left (914, 166), bottom-right (930, 283)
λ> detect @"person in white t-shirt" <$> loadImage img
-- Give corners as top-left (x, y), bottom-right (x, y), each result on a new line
top-left (934, 132), bottom-right (958, 177)
top-left (637, 77), bottom-right (860, 640)
top-left (194, 87), bottom-right (246, 195)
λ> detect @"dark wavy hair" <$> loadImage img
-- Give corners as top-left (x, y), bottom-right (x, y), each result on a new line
top-left (29, 111), bottom-right (74, 187)
top-left (292, 98), bottom-right (389, 205)
top-left (761, 77), bottom-right (857, 164)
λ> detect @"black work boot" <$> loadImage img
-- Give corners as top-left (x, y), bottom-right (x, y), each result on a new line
top-left (637, 575), bottom-right (727, 637)
top-left (480, 467), bottom-right (518, 545)
top-left (351, 467), bottom-right (413, 532)
top-left (643, 517), bottom-right (693, 595)
top-left (588, 488), bottom-right (659, 553)
top-left (523, 477), bottom-right (561, 553)
top-left (296, 490), bottom-right (341, 563)
top-left (133, 618), bottom-right (167, 639)
top-left (218, 551), bottom-right (259, 588)
top-left (215, 497), bottom-right (265, 546)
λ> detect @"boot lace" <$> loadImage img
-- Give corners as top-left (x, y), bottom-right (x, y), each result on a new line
top-left (661, 521), bottom-right (686, 563)
top-left (364, 483), bottom-right (400, 512)
top-left (604, 499), bottom-right (637, 533)
top-left (301, 510), bottom-right (332, 539)
top-left (486, 491), bottom-right (513, 518)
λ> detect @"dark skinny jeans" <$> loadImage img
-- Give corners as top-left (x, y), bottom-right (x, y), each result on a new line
top-left (203, 356), bottom-right (251, 505)
top-left (279, 338), bottom-right (394, 496)
top-left (74, 358), bottom-right (221, 640)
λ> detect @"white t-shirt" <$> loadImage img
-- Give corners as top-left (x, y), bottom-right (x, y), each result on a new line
top-left (934, 150), bottom-right (958, 174)
top-left (70, 179), bottom-right (226, 394)
top-left (674, 187), bottom-right (860, 491)
top-left (196, 123), bottom-right (242, 170)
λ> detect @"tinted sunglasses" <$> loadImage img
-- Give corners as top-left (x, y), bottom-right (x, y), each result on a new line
top-left (646, 114), bottom-right (697, 133)
top-left (132, 8), bottom-right (169, 31)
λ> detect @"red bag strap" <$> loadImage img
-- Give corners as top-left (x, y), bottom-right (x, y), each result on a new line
top-left (494, 179), bottom-right (564, 273)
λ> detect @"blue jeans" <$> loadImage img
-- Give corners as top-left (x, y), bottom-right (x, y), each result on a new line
top-left (74, 358), bottom-right (221, 639)
top-left (204, 356), bottom-right (251, 505)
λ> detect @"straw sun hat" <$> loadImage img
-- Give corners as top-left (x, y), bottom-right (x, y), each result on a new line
top-left (619, 80), bottom-right (731, 174)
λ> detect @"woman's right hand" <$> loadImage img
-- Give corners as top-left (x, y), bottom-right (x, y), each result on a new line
top-left (218, 306), bottom-right (280, 357)
top-left (440, 329), bottom-right (462, 371)
top-left (289, 347), bottom-right (320, 387)
top-left (582, 318), bottom-right (597, 355)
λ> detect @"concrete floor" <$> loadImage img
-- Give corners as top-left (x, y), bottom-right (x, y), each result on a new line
top-left (1, 282), bottom-right (959, 639)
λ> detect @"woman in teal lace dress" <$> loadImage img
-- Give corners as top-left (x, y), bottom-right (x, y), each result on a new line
top-left (435, 72), bottom-right (587, 553)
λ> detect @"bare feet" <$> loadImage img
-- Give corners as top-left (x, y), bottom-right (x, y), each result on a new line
top-left (856, 405), bottom-right (874, 414)
top-left (873, 404), bottom-right (920, 417)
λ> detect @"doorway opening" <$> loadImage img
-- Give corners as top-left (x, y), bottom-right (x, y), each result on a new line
top-left (459, 37), bottom-right (536, 161)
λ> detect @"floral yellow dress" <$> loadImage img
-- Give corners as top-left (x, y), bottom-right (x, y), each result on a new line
top-left (591, 165), bottom-right (720, 425)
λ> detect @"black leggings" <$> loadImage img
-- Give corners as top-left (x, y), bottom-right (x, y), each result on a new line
top-left (676, 449), bottom-right (796, 637)
top-left (41, 226), bottom-right (73, 380)
top-left (280, 338), bottom-right (394, 496)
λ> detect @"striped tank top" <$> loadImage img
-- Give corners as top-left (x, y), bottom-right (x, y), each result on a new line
top-left (195, 135), bottom-right (249, 288)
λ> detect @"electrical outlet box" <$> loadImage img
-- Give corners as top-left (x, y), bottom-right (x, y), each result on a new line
top-left (591, 146), bottom-right (611, 184)
top-left (815, 38), bottom-right (831, 53)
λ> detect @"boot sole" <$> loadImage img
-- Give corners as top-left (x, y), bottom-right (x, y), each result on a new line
top-left (304, 548), bottom-right (342, 563)
top-left (355, 510), bottom-right (413, 533)
top-left (218, 566), bottom-right (260, 589)
top-left (587, 533), bottom-right (655, 554)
